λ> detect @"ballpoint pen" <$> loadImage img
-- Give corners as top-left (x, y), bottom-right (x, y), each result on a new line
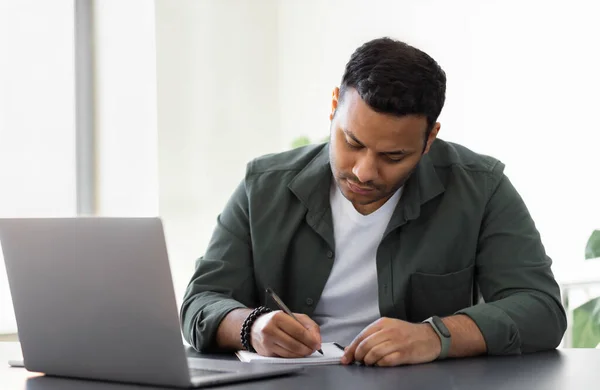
top-left (266, 287), bottom-right (324, 355)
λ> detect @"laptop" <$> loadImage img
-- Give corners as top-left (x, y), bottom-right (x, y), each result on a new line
top-left (0, 217), bottom-right (301, 388)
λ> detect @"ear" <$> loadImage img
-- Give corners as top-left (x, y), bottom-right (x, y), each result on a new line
top-left (329, 87), bottom-right (340, 121)
top-left (423, 122), bottom-right (441, 154)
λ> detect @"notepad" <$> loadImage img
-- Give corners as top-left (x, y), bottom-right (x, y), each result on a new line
top-left (235, 342), bottom-right (344, 365)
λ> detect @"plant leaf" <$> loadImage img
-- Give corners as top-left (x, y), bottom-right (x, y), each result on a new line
top-left (585, 230), bottom-right (600, 260)
top-left (290, 136), bottom-right (311, 149)
top-left (572, 296), bottom-right (600, 348)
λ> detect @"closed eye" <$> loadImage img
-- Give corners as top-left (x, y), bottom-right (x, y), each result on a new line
top-left (385, 155), bottom-right (405, 163)
top-left (345, 138), bottom-right (362, 150)
top-left (344, 133), bottom-right (408, 163)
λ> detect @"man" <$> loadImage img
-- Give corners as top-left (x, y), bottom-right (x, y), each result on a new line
top-left (180, 37), bottom-right (566, 367)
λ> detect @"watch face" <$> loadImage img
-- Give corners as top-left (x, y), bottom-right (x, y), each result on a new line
top-left (432, 317), bottom-right (451, 338)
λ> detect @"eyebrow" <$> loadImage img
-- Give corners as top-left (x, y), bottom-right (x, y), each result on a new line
top-left (344, 129), bottom-right (411, 156)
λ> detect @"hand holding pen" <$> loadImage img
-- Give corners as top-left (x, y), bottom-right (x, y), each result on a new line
top-left (266, 288), bottom-right (324, 355)
top-left (247, 288), bottom-right (323, 357)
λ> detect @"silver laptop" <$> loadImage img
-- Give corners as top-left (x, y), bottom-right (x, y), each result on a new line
top-left (0, 217), bottom-right (301, 388)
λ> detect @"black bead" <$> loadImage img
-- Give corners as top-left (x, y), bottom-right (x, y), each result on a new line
top-left (240, 306), bottom-right (272, 352)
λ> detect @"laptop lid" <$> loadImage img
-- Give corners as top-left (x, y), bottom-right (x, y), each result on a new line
top-left (0, 217), bottom-right (193, 387)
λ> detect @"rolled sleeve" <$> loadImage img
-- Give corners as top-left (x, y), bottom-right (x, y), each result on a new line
top-left (460, 168), bottom-right (567, 355)
top-left (180, 178), bottom-right (257, 352)
top-left (182, 292), bottom-right (247, 352)
top-left (457, 300), bottom-right (521, 355)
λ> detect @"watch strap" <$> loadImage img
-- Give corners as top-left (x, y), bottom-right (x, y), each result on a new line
top-left (423, 316), bottom-right (451, 360)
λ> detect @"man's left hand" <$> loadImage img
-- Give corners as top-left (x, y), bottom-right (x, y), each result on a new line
top-left (341, 317), bottom-right (442, 367)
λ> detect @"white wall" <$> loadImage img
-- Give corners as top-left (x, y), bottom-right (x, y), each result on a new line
top-left (93, 0), bottom-right (159, 217)
top-left (154, 0), bottom-right (281, 304)
top-left (0, 0), bottom-right (76, 333)
top-left (277, 0), bottom-right (600, 280)
top-left (1, 0), bottom-right (161, 335)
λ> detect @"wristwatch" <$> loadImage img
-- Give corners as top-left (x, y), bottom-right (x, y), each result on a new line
top-left (422, 316), bottom-right (451, 360)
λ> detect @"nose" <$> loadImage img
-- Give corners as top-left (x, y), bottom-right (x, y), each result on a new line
top-left (352, 154), bottom-right (378, 184)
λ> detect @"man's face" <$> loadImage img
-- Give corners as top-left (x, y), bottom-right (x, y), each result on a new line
top-left (329, 88), bottom-right (439, 215)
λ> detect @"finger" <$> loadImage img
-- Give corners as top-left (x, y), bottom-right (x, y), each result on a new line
top-left (311, 328), bottom-right (322, 347)
top-left (295, 313), bottom-right (319, 329)
top-left (268, 342), bottom-right (306, 358)
top-left (271, 327), bottom-right (316, 357)
top-left (375, 351), bottom-right (404, 367)
top-left (258, 315), bottom-right (315, 357)
top-left (354, 331), bottom-right (390, 363)
top-left (275, 313), bottom-right (320, 351)
top-left (362, 341), bottom-right (398, 366)
top-left (342, 322), bottom-right (382, 364)
top-left (295, 314), bottom-right (322, 345)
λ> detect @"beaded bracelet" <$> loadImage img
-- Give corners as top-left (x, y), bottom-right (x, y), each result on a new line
top-left (240, 306), bottom-right (272, 352)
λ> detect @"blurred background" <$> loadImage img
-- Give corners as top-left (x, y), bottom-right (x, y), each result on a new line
top-left (1, 0), bottom-right (599, 346)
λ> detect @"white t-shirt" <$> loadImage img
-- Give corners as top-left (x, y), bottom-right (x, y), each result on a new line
top-left (312, 182), bottom-right (402, 346)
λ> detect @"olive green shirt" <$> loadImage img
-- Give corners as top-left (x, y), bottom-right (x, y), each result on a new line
top-left (180, 139), bottom-right (566, 355)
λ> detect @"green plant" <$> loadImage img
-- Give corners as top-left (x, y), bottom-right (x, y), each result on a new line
top-left (290, 135), bottom-right (330, 149)
top-left (572, 230), bottom-right (600, 348)
top-left (290, 136), bottom-right (312, 149)
top-left (585, 230), bottom-right (600, 260)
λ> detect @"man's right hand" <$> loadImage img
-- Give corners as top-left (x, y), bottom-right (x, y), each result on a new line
top-left (250, 310), bottom-right (322, 357)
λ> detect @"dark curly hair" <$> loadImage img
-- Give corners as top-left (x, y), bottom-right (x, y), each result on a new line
top-left (339, 37), bottom-right (447, 139)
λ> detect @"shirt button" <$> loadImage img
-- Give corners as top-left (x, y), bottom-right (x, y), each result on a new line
top-left (326, 250), bottom-right (334, 259)
top-left (306, 298), bottom-right (314, 306)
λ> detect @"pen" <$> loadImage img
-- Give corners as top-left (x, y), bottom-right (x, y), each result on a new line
top-left (265, 287), bottom-right (324, 355)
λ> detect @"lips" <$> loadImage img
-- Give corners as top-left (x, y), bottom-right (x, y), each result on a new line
top-left (346, 180), bottom-right (375, 195)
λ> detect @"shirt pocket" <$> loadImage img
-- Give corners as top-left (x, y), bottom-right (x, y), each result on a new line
top-left (407, 265), bottom-right (474, 323)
